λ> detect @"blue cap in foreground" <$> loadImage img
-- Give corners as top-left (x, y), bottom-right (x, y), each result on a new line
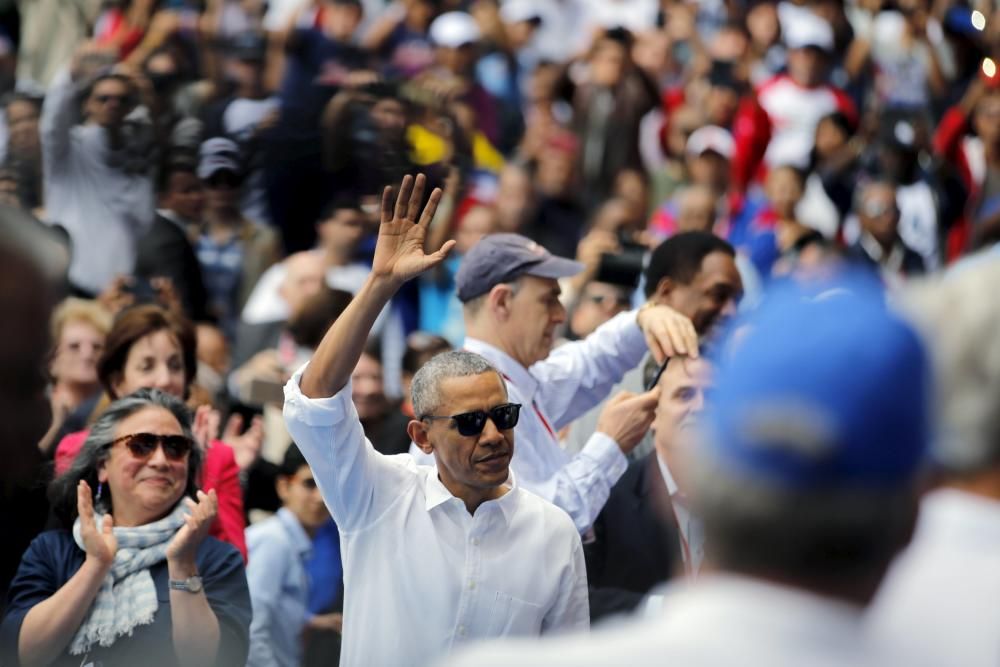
top-left (700, 272), bottom-right (930, 490)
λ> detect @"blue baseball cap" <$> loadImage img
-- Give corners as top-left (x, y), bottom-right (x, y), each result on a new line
top-left (456, 233), bottom-right (584, 302)
top-left (699, 272), bottom-right (931, 490)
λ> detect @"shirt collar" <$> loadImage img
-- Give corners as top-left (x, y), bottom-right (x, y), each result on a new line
top-left (277, 507), bottom-right (314, 559)
top-left (656, 453), bottom-right (680, 498)
top-left (859, 232), bottom-right (905, 272)
top-left (157, 208), bottom-right (192, 231)
top-left (463, 337), bottom-right (538, 401)
top-left (422, 467), bottom-right (520, 524)
top-left (918, 488), bottom-right (1000, 545)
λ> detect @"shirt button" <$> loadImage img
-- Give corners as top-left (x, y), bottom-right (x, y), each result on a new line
top-left (468, 580), bottom-right (476, 590)
top-left (458, 625), bottom-right (466, 637)
top-left (471, 537), bottom-right (480, 547)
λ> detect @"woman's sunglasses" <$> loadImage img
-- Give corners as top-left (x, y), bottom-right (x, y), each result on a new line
top-left (109, 432), bottom-right (193, 461)
top-left (421, 403), bottom-right (522, 437)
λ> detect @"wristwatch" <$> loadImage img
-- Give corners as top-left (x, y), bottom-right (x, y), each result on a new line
top-left (169, 575), bottom-right (204, 594)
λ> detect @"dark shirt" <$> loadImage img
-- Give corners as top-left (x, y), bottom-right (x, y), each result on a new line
top-left (362, 409), bottom-right (413, 456)
top-left (277, 27), bottom-right (370, 152)
top-left (1, 531), bottom-right (251, 667)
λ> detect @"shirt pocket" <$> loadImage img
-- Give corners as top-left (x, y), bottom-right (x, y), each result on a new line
top-left (486, 591), bottom-right (544, 637)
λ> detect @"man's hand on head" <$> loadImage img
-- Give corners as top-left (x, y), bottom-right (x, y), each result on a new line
top-left (596, 387), bottom-right (661, 455)
top-left (636, 303), bottom-right (699, 364)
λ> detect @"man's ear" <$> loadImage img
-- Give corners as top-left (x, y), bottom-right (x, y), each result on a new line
top-left (487, 284), bottom-right (514, 320)
top-left (651, 277), bottom-right (675, 305)
top-left (276, 476), bottom-right (291, 504)
top-left (408, 420), bottom-right (434, 455)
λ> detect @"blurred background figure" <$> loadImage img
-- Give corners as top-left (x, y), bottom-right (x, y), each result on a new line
top-left (39, 298), bottom-right (113, 456)
top-left (870, 257), bottom-right (1000, 667)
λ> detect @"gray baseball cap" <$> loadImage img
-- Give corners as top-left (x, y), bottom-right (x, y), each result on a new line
top-left (455, 233), bottom-right (584, 302)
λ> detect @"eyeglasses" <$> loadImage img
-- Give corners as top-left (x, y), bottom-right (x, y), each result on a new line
top-left (206, 171), bottom-right (240, 189)
top-left (861, 201), bottom-right (898, 218)
top-left (421, 403), bottom-right (522, 437)
top-left (108, 432), bottom-right (193, 461)
top-left (94, 94), bottom-right (129, 105)
top-left (299, 477), bottom-right (318, 490)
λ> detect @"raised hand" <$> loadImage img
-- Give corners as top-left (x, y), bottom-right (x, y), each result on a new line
top-left (166, 489), bottom-right (218, 567)
top-left (77, 481), bottom-right (117, 567)
top-left (223, 413), bottom-right (264, 471)
top-left (371, 174), bottom-right (456, 287)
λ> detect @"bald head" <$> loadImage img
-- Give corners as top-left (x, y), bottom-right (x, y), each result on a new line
top-left (280, 252), bottom-right (327, 317)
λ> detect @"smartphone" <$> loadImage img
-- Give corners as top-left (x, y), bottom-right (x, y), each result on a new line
top-left (125, 278), bottom-right (158, 305)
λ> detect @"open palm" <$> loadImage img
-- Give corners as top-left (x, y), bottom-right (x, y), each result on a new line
top-left (372, 174), bottom-right (456, 285)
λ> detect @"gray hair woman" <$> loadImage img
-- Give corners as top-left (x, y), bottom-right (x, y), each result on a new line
top-left (1, 389), bottom-right (251, 667)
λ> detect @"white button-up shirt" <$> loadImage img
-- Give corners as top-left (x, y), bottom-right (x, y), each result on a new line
top-left (441, 575), bottom-right (890, 667)
top-left (868, 489), bottom-right (1000, 667)
top-left (283, 366), bottom-right (589, 667)
top-left (411, 311), bottom-right (650, 533)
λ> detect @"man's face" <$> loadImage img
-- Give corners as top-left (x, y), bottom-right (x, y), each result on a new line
top-left (371, 98), bottom-right (407, 139)
top-left (6, 99), bottom-right (39, 155)
top-left (590, 40), bottom-right (628, 88)
top-left (280, 252), bottom-right (327, 317)
top-left (974, 94), bottom-right (1000, 145)
top-left (654, 251), bottom-right (742, 336)
top-left (351, 353), bottom-right (386, 421)
top-left (688, 151), bottom-right (730, 192)
top-left (651, 357), bottom-right (712, 496)
top-left (858, 185), bottom-right (900, 247)
top-left (415, 372), bottom-right (514, 496)
top-left (162, 171), bottom-right (205, 221)
top-left (787, 46), bottom-right (827, 88)
top-left (86, 78), bottom-right (132, 129)
top-left (278, 465), bottom-right (330, 533)
top-left (505, 275), bottom-right (566, 367)
top-left (706, 85), bottom-right (740, 128)
top-left (317, 208), bottom-right (368, 257)
top-left (570, 281), bottom-right (631, 338)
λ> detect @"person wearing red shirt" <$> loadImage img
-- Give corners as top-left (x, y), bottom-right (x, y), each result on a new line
top-left (53, 305), bottom-right (251, 560)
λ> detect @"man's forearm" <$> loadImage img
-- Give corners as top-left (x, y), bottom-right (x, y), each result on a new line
top-left (299, 276), bottom-right (399, 398)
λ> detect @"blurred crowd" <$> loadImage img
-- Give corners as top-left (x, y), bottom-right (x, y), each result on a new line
top-left (0, 0), bottom-right (999, 664)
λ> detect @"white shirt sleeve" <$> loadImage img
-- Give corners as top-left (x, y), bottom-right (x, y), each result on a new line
top-left (518, 431), bottom-right (628, 535)
top-left (530, 311), bottom-right (648, 429)
top-left (282, 364), bottom-right (417, 533)
top-left (40, 67), bottom-right (78, 172)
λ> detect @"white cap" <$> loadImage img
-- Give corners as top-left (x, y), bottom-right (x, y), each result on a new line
top-left (686, 125), bottom-right (735, 159)
top-left (783, 10), bottom-right (834, 51)
top-left (500, 0), bottom-right (543, 25)
top-left (430, 11), bottom-right (482, 48)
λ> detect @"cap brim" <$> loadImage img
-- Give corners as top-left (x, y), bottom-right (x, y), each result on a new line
top-left (522, 256), bottom-right (585, 279)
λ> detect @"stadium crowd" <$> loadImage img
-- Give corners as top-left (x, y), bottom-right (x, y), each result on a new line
top-left (0, 0), bottom-right (999, 664)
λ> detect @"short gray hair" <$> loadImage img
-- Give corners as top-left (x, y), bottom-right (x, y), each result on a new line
top-left (896, 257), bottom-right (1000, 473)
top-left (411, 350), bottom-right (507, 418)
top-left (49, 388), bottom-right (201, 527)
top-left (691, 457), bottom-right (916, 586)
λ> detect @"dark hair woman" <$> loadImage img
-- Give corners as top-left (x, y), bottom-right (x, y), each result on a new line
top-left (1, 390), bottom-right (251, 666)
top-left (52, 305), bottom-right (256, 560)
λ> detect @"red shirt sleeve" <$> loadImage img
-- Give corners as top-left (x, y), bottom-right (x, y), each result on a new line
top-left (731, 95), bottom-right (772, 194)
top-left (54, 430), bottom-right (90, 477)
top-left (203, 440), bottom-right (248, 562)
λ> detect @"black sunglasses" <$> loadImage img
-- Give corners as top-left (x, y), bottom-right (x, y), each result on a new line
top-left (109, 432), bottom-right (193, 461)
top-left (95, 93), bottom-right (129, 105)
top-left (421, 403), bottom-right (522, 437)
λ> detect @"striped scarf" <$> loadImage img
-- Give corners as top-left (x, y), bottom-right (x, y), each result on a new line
top-left (69, 501), bottom-right (189, 655)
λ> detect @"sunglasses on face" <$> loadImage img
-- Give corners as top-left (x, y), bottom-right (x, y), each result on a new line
top-left (206, 172), bottom-right (240, 189)
top-left (94, 94), bottom-right (129, 105)
top-left (421, 403), bottom-right (522, 437)
top-left (109, 432), bottom-right (193, 461)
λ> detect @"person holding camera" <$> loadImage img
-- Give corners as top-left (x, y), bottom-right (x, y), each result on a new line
top-left (41, 43), bottom-right (157, 297)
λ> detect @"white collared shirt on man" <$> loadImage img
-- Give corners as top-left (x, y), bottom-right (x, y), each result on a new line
top-left (283, 365), bottom-right (589, 667)
top-left (410, 311), bottom-right (650, 534)
top-left (441, 575), bottom-right (888, 667)
top-left (868, 488), bottom-right (1000, 667)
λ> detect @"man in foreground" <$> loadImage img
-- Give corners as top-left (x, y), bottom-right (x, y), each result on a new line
top-left (442, 272), bottom-right (930, 666)
top-left (283, 175), bottom-right (588, 667)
